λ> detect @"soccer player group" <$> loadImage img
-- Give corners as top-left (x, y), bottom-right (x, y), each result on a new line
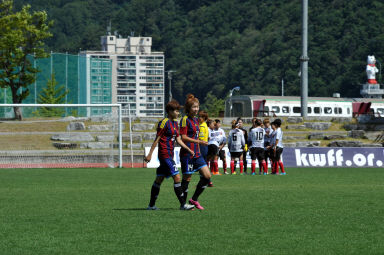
top-left (210, 117), bottom-right (286, 176)
top-left (144, 94), bottom-right (285, 211)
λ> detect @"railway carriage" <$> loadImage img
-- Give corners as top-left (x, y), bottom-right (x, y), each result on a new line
top-left (225, 95), bottom-right (384, 118)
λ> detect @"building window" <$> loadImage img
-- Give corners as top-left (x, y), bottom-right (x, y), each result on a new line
top-left (271, 106), bottom-right (280, 113)
top-left (293, 107), bottom-right (301, 113)
top-left (282, 106), bottom-right (290, 113)
top-left (334, 107), bottom-right (342, 114)
top-left (324, 107), bottom-right (332, 114)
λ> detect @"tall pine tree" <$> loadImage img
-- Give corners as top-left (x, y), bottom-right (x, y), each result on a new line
top-left (35, 73), bottom-right (68, 117)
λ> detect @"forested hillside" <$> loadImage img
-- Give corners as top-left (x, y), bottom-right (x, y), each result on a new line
top-left (15, 0), bottom-right (384, 105)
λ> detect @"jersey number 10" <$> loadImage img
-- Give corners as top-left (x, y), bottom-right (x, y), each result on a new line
top-left (255, 132), bottom-right (263, 141)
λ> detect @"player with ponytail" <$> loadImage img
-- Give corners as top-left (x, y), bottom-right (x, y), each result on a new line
top-left (179, 94), bottom-right (211, 210)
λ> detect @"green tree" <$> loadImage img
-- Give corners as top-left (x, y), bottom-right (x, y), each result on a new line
top-left (201, 92), bottom-right (225, 118)
top-left (0, 0), bottom-right (52, 120)
top-left (11, 0), bottom-right (384, 104)
top-left (35, 73), bottom-right (68, 117)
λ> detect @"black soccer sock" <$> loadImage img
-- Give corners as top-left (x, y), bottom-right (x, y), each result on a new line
top-left (173, 182), bottom-right (185, 206)
top-left (181, 179), bottom-right (190, 203)
top-left (149, 181), bottom-right (161, 207)
top-left (243, 158), bottom-right (248, 172)
top-left (191, 177), bottom-right (210, 201)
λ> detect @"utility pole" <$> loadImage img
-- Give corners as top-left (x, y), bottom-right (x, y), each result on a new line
top-left (166, 70), bottom-right (176, 102)
top-left (282, 78), bottom-right (284, 97)
top-left (300, 0), bottom-right (309, 117)
top-left (229, 86), bottom-right (240, 117)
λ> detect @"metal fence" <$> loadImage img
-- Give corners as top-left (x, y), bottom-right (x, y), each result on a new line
top-left (0, 52), bottom-right (113, 118)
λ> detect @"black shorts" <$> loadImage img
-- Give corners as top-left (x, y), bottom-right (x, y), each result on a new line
top-left (270, 147), bottom-right (283, 161)
top-left (218, 149), bottom-right (226, 160)
top-left (264, 148), bottom-right (270, 159)
top-left (207, 144), bottom-right (219, 158)
top-left (230, 151), bottom-right (242, 159)
top-left (250, 147), bottom-right (265, 161)
top-left (275, 147), bottom-right (283, 161)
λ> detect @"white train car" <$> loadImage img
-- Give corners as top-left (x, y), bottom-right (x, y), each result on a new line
top-left (225, 95), bottom-right (384, 118)
top-left (370, 101), bottom-right (384, 116)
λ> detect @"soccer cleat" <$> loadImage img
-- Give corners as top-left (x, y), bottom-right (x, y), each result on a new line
top-left (180, 204), bottom-right (195, 210)
top-left (259, 171), bottom-right (262, 175)
top-left (251, 172), bottom-right (256, 175)
top-left (208, 181), bottom-right (214, 187)
top-left (189, 199), bottom-right (204, 210)
top-left (232, 171), bottom-right (237, 175)
top-left (280, 172), bottom-right (287, 175)
top-left (263, 172), bottom-right (268, 175)
top-left (224, 171), bottom-right (229, 175)
top-left (147, 205), bottom-right (159, 210)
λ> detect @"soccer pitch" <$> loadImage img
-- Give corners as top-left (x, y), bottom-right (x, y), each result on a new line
top-left (0, 168), bottom-right (383, 255)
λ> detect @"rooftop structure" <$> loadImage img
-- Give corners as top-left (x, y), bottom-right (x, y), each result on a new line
top-left (82, 35), bottom-right (165, 117)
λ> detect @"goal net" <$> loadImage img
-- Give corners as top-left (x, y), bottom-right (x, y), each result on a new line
top-left (0, 104), bottom-right (124, 168)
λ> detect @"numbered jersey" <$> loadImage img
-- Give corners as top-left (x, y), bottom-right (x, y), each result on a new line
top-left (157, 118), bottom-right (179, 159)
top-left (208, 129), bottom-right (223, 147)
top-left (179, 116), bottom-right (201, 158)
top-left (228, 128), bottom-right (245, 152)
top-left (248, 127), bottom-right (265, 149)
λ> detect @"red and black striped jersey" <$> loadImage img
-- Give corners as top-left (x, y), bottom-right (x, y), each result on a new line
top-left (179, 116), bottom-right (200, 158)
top-left (157, 118), bottom-right (179, 159)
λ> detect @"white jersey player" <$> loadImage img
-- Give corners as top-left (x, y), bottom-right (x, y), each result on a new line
top-left (215, 119), bottom-right (228, 174)
top-left (248, 126), bottom-right (265, 149)
top-left (228, 128), bottom-right (245, 152)
top-left (248, 119), bottom-right (267, 175)
top-left (227, 120), bottom-right (245, 174)
top-left (208, 128), bottom-right (223, 147)
top-left (270, 119), bottom-right (286, 175)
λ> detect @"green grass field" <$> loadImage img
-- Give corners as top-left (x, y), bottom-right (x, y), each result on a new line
top-left (0, 167), bottom-right (383, 255)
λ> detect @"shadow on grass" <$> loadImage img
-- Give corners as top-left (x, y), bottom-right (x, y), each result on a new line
top-left (113, 208), bottom-right (177, 211)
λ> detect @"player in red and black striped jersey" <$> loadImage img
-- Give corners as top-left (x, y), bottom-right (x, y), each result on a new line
top-left (179, 94), bottom-right (211, 210)
top-left (156, 118), bottom-right (179, 159)
top-left (144, 100), bottom-right (195, 210)
top-left (180, 114), bottom-right (201, 159)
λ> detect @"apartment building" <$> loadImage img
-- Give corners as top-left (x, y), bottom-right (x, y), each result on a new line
top-left (81, 35), bottom-right (165, 117)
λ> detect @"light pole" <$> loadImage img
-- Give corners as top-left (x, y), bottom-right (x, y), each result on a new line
top-left (282, 78), bottom-right (284, 96)
top-left (300, 0), bottom-right (309, 117)
top-left (166, 70), bottom-right (176, 102)
top-left (229, 86), bottom-right (240, 117)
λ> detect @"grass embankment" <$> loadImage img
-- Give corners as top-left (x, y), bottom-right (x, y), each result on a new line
top-left (0, 120), bottom-right (130, 150)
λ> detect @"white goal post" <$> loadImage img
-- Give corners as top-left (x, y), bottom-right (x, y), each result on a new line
top-left (0, 104), bottom-right (130, 168)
